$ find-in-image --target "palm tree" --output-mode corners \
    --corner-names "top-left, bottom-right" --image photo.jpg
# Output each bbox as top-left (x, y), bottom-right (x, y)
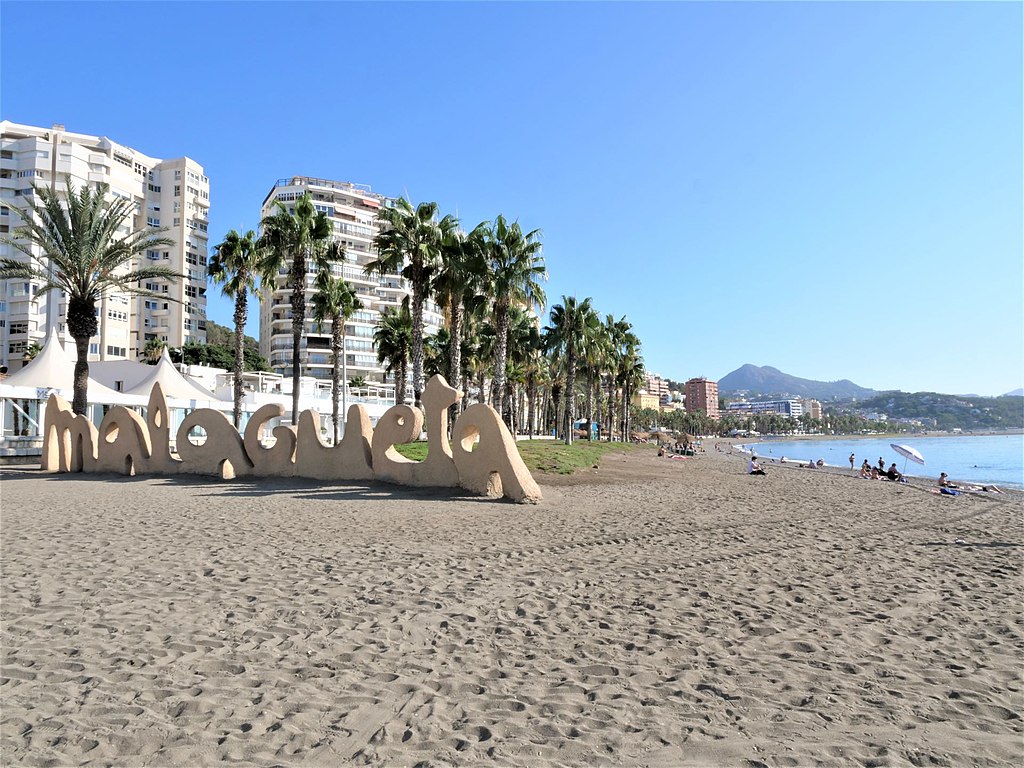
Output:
top-left (544, 296), bottom-right (598, 445)
top-left (209, 229), bottom-right (261, 428)
top-left (579, 305), bottom-right (607, 439)
top-left (142, 337), bottom-right (166, 364)
top-left (0, 178), bottom-right (176, 415)
top-left (604, 315), bottom-right (634, 440)
top-left (374, 304), bottom-right (412, 405)
top-left (311, 241), bottom-right (363, 443)
top-left (481, 215), bottom-right (546, 419)
top-left (618, 339), bottom-right (644, 440)
top-left (366, 197), bottom-right (454, 410)
top-left (506, 305), bottom-right (540, 433)
top-left (435, 223), bottom-right (487, 398)
top-left (258, 193), bottom-right (332, 424)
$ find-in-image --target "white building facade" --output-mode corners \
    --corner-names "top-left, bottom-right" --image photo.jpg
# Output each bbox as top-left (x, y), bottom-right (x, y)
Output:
top-left (258, 176), bottom-right (444, 394)
top-left (0, 121), bottom-right (209, 371)
top-left (725, 399), bottom-right (804, 418)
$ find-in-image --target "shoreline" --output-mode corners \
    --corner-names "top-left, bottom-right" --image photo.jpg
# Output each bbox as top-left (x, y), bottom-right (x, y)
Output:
top-left (2, 453), bottom-right (1021, 766)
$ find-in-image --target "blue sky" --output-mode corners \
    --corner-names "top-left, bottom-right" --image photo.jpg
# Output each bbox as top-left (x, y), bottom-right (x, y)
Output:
top-left (2, 1), bottom-right (1021, 396)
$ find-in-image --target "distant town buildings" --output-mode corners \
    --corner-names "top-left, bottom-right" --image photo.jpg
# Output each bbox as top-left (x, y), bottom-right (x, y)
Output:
top-left (801, 399), bottom-right (822, 420)
top-left (631, 391), bottom-right (661, 411)
top-left (258, 176), bottom-right (444, 390)
top-left (643, 372), bottom-right (671, 407)
top-left (685, 377), bottom-right (720, 419)
top-left (0, 121), bottom-right (209, 370)
top-left (725, 398), bottom-right (803, 418)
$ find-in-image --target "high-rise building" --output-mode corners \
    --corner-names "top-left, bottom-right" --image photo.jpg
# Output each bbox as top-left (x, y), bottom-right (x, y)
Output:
top-left (685, 377), bottom-right (720, 419)
top-left (0, 121), bottom-right (209, 370)
top-left (258, 176), bottom-right (444, 392)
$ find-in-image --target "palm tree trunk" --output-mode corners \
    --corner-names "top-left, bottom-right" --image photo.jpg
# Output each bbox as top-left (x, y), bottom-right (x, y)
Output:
top-left (72, 335), bottom-right (90, 417)
top-left (585, 368), bottom-right (595, 440)
top-left (410, 276), bottom-right (425, 409)
top-left (290, 251), bottom-right (307, 426)
top-left (607, 378), bottom-right (615, 441)
top-left (506, 380), bottom-right (516, 435)
top-left (623, 382), bottom-right (631, 440)
top-left (397, 358), bottom-right (408, 406)
top-left (527, 375), bottom-right (536, 439)
top-left (448, 302), bottom-right (463, 393)
top-left (448, 302), bottom-right (463, 430)
top-left (332, 316), bottom-right (343, 444)
top-left (551, 384), bottom-right (562, 440)
top-left (232, 291), bottom-right (247, 429)
top-left (564, 354), bottom-right (576, 446)
top-left (492, 305), bottom-right (509, 415)
top-left (341, 324), bottom-right (349, 438)
top-left (541, 386), bottom-right (550, 436)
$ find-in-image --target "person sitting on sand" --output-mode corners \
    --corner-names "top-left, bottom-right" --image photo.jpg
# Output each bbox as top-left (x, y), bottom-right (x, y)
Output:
top-left (870, 467), bottom-right (880, 480)
top-left (860, 464), bottom-right (872, 479)
top-left (938, 472), bottom-right (959, 489)
top-left (816, 459), bottom-right (825, 468)
top-left (805, 459), bottom-right (816, 469)
top-left (885, 463), bottom-right (902, 482)
top-left (748, 456), bottom-right (767, 475)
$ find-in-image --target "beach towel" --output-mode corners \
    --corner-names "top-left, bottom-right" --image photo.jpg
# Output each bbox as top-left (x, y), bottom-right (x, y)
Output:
top-left (940, 487), bottom-right (961, 496)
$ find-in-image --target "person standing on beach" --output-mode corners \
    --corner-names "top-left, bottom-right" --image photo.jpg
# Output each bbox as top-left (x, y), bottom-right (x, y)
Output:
top-left (849, 453), bottom-right (856, 471)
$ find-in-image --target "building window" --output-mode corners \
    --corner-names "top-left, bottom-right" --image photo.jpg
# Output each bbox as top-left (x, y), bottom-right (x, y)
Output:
top-left (106, 345), bottom-right (127, 357)
top-left (147, 183), bottom-right (161, 193)
top-left (89, 343), bottom-right (100, 354)
top-left (146, 217), bottom-right (160, 227)
top-left (9, 322), bottom-right (27, 334)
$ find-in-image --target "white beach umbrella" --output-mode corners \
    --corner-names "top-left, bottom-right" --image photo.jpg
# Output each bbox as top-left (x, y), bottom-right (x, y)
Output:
top-left (891, 443), bottom-right (925, 476)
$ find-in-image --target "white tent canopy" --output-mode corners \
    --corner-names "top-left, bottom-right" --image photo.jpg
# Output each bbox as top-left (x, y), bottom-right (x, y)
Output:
top-left (0, 327), bottom-right (121, 399)
top-left (123, 347), bottom-right (222, 402)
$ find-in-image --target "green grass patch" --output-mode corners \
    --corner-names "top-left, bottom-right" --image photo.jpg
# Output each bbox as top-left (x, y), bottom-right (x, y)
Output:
top-left (394, 439), bottom-right (639, 475)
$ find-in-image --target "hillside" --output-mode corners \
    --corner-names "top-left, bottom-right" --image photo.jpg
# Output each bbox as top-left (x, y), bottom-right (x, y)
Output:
top-left (856, 392), bottom-right (1024, 432)
top-left (719, 364), bottom-right (876, 401)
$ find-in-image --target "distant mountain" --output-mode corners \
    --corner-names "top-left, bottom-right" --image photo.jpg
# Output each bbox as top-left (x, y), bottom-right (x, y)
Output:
top-left (1004, 388), bottom-right (1024, 397)
top-left (719, 364), bottom-right (876, 401)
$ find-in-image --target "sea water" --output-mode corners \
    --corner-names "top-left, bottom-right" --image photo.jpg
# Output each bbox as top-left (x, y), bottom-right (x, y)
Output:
top-left (745, 433), bottom-right (1024, 489)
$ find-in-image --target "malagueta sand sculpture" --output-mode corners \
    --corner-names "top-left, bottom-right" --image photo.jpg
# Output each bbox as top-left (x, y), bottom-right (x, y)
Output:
top-left (41, 374), bottom-right (542, 503)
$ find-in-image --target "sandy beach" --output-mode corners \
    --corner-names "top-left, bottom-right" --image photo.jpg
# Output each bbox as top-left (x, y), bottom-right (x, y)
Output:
top-left (1, 447), bottom-right (1021, 767)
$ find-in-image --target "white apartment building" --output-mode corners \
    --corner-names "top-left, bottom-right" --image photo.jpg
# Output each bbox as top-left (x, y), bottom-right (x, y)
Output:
top-left (0, 121), bottom-right (209, 371)
top-left (258, 176), bottom-right (444, 391)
